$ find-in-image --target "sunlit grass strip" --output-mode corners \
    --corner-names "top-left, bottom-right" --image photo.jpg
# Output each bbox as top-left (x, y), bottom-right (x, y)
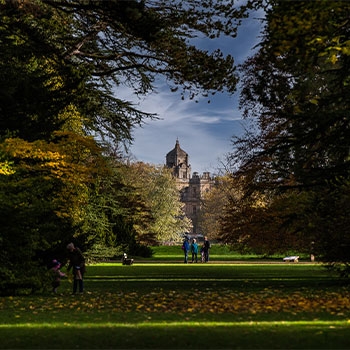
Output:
top-left (2, 320), bottom-right (350, 328)
top-left (85, 277), bottom-right (314, 282)
top-left (93, 262), bottom-right (320, 266)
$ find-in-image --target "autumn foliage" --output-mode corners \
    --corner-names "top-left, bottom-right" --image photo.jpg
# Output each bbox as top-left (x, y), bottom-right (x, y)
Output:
top-left (222, 0), bottom-right (350, 271)
top-left (1, 0), bottom-right (258, 294)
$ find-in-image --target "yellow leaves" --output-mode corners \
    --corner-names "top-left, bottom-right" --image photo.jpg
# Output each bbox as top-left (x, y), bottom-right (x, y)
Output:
top-left (341, 41), bottom-right (350, 56)
top-left (42, 58), bottom-right (64, 91)
top-left (251, 195), bottom-right (267, 209)
top-left (3, 138), bottom-right (65, 163)
top-left (58, 104), bottom-right (86, 134)
top-left (326, 39), bottom-right (350, 62)
top-left (2, 288), bottom-right (350, 321)
top-left (0, 134), bottom-right (109, 229)
top-left (268, 3), bottom-right (350, 68)
top-left (314, 37), bottom-right (323, 44)
top-left (312, 36), bottom-right (350, 64)
top-left (0, 161), bottom-right (15, 175)
top-left (1, 134), bottom-right (106, 182)
top-left (328, 54), bottom-right (338, 65)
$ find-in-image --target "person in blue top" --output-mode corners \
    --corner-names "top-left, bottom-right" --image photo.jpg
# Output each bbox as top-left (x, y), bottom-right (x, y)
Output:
top-left (191, 238), bottom-right (198, 263)
top-left (182, 237), bottom-right (190, 264)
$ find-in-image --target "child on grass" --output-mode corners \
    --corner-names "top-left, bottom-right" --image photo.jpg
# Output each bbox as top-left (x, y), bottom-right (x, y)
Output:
top-left (50, 259), bottom-right (66, 294)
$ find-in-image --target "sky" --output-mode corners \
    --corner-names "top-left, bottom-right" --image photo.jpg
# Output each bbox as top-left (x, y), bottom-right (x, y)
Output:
top-left (125, 10), bottom-right (264, 175)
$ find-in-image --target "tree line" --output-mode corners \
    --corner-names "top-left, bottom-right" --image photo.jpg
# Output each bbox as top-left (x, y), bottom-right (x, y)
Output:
top-left (200, 0), bottom-right (350, 276)
top-left (1, 0), bottom-right (349, 294)
top-left (0, 0), bottom-right (255, 294)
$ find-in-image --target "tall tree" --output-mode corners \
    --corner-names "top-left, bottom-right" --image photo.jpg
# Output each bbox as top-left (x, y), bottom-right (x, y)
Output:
top-left (224, 1), bottom-right (350, 264)
top-left (1, 0), bottom-right (258, 143)
top-left (200, 175), bottom-right (235, 240)
top-left (120, 162), bottom-right (192, 244)
top-left (0, 132), bottom-right (109, 293)
top-left (0, 0), bottom-right (259, 293)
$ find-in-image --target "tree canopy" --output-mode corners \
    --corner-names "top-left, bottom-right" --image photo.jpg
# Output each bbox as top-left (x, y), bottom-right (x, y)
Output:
top-left (1, 0), bottom-right (259, 143)
top-left (0, 0), bottom-right (257, 294)
top-left (222, 0), bottom-right (350, 268)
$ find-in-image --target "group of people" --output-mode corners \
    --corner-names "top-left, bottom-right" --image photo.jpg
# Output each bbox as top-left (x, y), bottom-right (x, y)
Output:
top-left (51, 237), bottom-right (210, 293)
top-left (182, 236), bottom-right (211, 264)
top-left (50, 242), bottom-right (86, 295)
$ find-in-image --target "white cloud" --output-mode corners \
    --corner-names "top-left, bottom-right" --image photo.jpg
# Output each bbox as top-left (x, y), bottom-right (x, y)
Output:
top-left (120, 13), bottom-right (264, 175)
top-left (128, 93), bottom-right (244, 174)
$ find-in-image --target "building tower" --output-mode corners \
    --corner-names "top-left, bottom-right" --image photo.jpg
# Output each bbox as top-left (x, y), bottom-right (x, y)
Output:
top-left (166, 139), bottom-right (191, 190)
top-left (165, 140), bottom-right (215, 235)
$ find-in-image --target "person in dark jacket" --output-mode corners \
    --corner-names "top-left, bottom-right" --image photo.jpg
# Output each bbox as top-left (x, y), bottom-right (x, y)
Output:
top-left (66, 242), bottom-right (86, 294)
top-left (182, 237), bottom-right (190, 264)
top-left (203, 236), bottom-right (211, 262)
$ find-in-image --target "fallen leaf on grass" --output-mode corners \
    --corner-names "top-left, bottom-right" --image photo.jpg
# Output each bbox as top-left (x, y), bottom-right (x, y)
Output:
top-left (1, 288), bottom-right (350, 318)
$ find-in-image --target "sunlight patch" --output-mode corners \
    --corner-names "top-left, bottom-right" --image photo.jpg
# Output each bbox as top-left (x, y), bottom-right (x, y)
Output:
top-left (1, 320), bottom-right (349, 329)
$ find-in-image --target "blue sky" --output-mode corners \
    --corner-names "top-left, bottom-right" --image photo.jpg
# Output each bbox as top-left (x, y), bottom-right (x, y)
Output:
top-left (126, 10), bottom-right (264, 175)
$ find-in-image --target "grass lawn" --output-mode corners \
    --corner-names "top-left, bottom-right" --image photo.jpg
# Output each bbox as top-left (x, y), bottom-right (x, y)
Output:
top-left (143, 244), bottom-right (309, 262)
top-left (1, 248), bottom-right (350, 349)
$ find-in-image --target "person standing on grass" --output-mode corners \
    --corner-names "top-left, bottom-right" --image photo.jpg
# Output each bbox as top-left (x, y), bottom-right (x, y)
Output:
top-left (203, 236), bottom-right (211, 262)
top-left (66, 242), bottom-right (86, 294)
top-left (200, 245), bottom-right (205, 263)
top-left (182, 236), bottom-right (190, 264)
top-left (191, 238), bottom-right (198, 263)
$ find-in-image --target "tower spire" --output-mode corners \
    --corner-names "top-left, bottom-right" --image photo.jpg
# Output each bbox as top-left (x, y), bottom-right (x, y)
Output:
top-left (166, 139), bottom-right (191, 180)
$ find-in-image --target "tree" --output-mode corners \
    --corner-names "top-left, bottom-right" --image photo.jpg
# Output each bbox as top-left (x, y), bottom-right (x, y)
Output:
top-left (1, 0), bottom-right (259, 143)
top-left (0, 0), bottom-right (260, 293)
top-left (224, 1), bottom-right (350, 263)
top-left (120, 162), bottom-right (191, 244)
top-left (83, 161), bottom-right (191, 259)
top-left (0, 133), bottom-right (110, 293)
top-left (200, 174), bottom-right (235, 240)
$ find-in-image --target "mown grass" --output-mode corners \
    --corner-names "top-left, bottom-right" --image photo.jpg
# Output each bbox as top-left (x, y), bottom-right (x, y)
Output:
top-left (143, 244), bottom-right (308, 262)
top-left (1, 250), bottom-right (350, 349)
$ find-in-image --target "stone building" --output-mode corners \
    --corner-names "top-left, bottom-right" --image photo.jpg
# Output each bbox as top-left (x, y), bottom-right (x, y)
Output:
top-left (165, 139), bottom-right (215, 235)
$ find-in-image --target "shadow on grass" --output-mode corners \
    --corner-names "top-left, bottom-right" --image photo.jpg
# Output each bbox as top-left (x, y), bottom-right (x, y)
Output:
top-left (1, 321), bottom-right (350, 349)
top-left (1, 263), bottom-right (349, 349)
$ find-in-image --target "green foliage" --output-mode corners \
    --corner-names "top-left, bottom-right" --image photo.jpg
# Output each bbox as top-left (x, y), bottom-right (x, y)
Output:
top-left (128, 243), bottom-right (153, 258)
top-left (200, 174), bottom-right (240, 240)
top-left (305, 179), bottom-right (350, 266)
top-left (85, 243), bottom-right (124, 263)
top-left (0, 0), bottom-right (255, 143)
top-left (37, 0), bottom-right (256, 101)
top-left (0, 0), bottom-right (266, 294)
top-left (119, 163), bottom-right (192, 243)
top-left (0, 134), bottom-right (112, 294)
top-left (223, 1), bottom-right (350, 265)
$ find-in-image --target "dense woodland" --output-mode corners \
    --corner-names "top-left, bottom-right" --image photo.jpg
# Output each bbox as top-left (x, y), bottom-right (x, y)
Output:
top-left (0, 0), bottom-right (349, 294)
top-left (202, 1), bottom-right (350, 275)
